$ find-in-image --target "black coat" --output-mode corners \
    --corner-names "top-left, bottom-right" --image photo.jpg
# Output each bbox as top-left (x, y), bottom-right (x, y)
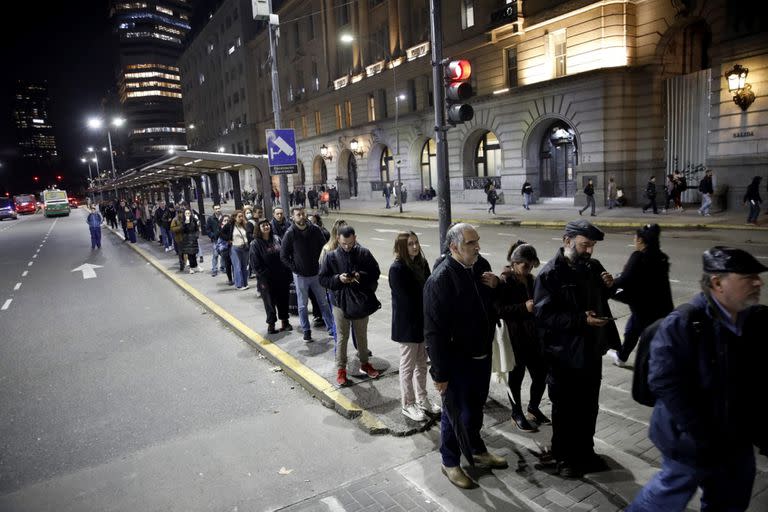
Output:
top-left (181, 218), bottom-right (200, 255)
top-left (319, 244), bottom-right (381, 309)
top-left (250, 234), bottom-right (292, 287)
top-left (495, 271), bottom-right (538, 352)
top-left (280, 224), bottom-right (327, 277)
top-left (612, 249), bottom-right (674, 327)
top-left (388, 258), bottom-right (430, 343)
top-left (534, 248), bottom-right (620, 368)
top-left (424, 255), bottom-right (497, 383)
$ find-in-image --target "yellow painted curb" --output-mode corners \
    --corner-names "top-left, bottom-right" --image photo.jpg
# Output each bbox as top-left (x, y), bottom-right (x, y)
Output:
top-left (112, 228), bottom-right (388, 434)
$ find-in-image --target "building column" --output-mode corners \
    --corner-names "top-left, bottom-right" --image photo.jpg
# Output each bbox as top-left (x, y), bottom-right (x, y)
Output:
top-left (323, 0), bottom-right (338, 82)
top-left (193, 175), bottom-right (206, 218)
top-left (388, 0), bottom-right (400, 57)
top-left (397, 0), bottom-right (409, 53)
top-left (357, 0), bottom-right (369, 66)
top-left (207, 172), bottom-right (221, 205)
top-left (228, 170), bottom-right (244, 210)
top-left (182, 180), bottom-right (192, 206)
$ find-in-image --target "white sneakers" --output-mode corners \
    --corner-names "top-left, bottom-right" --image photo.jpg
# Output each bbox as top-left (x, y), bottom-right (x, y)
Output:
top-left (402, 398), bottom-right (442, 421)
top-left (607, 349), bottom-right (626, 367)
top-left (402, 404), bottom-right (427, 422)
top-left (417, 398), bottom-right (442, 415)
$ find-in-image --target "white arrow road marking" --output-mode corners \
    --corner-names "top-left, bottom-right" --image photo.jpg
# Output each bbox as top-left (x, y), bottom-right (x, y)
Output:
top-left (1, 299), bottom-right (11, 311)
top-left (72, 263), bottom-right (104, 280)
top-left (14, 283), bottom-right (21, 291)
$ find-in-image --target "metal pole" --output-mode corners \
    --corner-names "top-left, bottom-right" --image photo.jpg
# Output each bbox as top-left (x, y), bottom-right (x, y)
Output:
top-left (107, 130), bottom-right (119, 199)
top-left (430, 0), bottom-right (451, 249)
top-left (396, 95), bottom-right (402, 213)
top-left (267, 0), bottom-right (290, 214)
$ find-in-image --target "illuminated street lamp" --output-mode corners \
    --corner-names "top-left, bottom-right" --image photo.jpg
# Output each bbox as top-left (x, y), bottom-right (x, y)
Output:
top-left (88, 116), bottom-right (125, 197)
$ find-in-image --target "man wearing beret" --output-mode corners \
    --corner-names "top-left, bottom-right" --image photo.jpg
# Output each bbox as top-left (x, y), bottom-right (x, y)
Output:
top-left (533, 219), bottom-right (620, 478)
top-left (628, 247), bottom-right (767, 511)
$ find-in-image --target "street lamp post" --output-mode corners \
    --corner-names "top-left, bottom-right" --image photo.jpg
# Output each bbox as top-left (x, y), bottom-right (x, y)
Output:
top-left (81, 157), bottom-right (95, 203)
top-left (88, 117), bottom-right (124, 199)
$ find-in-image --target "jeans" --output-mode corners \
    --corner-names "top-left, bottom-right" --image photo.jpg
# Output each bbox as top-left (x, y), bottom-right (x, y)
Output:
top-left (523, 193), bottom-right (531, 209)
top-left (698, 193), bottom-right (712, 215)
top-left (210, 240), bottom-right (220, 273)
top-left (580, 196), bottom-right (595, 215)
top-left (333, 306), bottom-right (369, 369)
top-left (627, 449), bottom-right (755, 512)
top-left (293, 273), bottom-right (334, 335)
top-left (230, 245), bottom-right (249, 288)
top-left (747, 202), bottom-right (760, 223)
top-left (89, 226), bottom-right (102, 248)
top-left (617, 314), bottom-right (644, 362)
top-left (161, 227), bottom-right (173, 249)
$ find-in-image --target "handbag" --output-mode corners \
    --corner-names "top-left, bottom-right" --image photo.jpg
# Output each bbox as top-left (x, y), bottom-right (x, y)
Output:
top-left (491, 320), bottom-right (516, 382)
top-left (338, 285), bottom-right (381, 320)
top-left (126, 220), bottom-right (134, 230)
top-left (215, 238), bottom-right (229, 253)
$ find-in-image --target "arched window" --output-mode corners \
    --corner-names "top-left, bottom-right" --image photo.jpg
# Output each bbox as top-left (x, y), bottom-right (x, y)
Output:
top-left (420, 138), bottom-right (436, 190)
top-left (474, 131), bottom-right (501, 177)
top-left (380, 146), bottom-right (393, 183)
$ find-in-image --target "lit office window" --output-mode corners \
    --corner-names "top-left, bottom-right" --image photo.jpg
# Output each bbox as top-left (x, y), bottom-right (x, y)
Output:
top-left (368, 95), bottom-right (376, 122)
top-left (125, 71), bottom-right (179, 80)
top-left (126, 90), bottom-right (182, 98)
top-left (156, 5), bottom-right (173, 15)
top-left (125, 81), bottom-right (181, 89)
top-left (549, 29), bottom-right (567, 78)
top-left (461, 0), bottom-right (474, 29)
top-left (335, 104), bottom-right (342, 130)
top-left (315, 111), bottom-right (322, 135)
top-left (345, 100), bottom-right (352, 127)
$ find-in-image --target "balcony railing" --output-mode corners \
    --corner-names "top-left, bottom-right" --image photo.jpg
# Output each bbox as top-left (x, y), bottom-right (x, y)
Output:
top-left (464, 176), bottom-right (501, 190)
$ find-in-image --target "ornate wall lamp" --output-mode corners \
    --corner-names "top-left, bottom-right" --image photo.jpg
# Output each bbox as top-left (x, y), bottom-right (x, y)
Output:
top-left (349, 138), bottom-right (364, 157)
top-left (724, 64), bottom-right (755, 111)
top-left (320, 144), bottom-right (333, 161)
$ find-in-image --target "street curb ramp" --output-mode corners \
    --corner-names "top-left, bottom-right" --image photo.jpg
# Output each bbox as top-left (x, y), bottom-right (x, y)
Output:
top-left (109, 226), bottom-right (389, 436)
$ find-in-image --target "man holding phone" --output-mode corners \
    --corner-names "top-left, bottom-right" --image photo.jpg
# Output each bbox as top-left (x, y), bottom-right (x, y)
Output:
top-left (534, 219), bottom-right (621, 478)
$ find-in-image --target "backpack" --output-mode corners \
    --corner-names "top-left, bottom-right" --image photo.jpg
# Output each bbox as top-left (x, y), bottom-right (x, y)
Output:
top-left (632, 303), bottom-right (705, 407)
top-left (678, 178), bottom-right (688, 192)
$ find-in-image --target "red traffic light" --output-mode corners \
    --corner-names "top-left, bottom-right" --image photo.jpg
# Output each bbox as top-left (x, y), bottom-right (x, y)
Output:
top-left (446, 60), bottom-right (472, 81)
top-left (56, 175), bottom-right (63, 181)
top-left (33, 176), bottom-right (39, 182)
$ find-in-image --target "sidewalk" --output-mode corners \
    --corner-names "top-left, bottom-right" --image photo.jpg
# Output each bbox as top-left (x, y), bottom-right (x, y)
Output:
top-left (198, 195), bottom-right (766, 232)
top-left (106, 219), bottom-right (767, 512)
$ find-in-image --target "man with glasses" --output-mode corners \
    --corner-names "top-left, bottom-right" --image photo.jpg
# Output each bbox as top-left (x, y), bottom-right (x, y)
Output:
top-left (533, 219), bottom-right (620, 478)
top-left (206, 205), bottom-right (224, 276)
top-left (280, 207), bottom-right (335, 342)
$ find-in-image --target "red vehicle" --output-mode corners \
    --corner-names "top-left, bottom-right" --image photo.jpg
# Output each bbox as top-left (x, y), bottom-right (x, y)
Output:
top-left (68, 197), bottom-right (79, 208)
top-left (13, 194), bottom-right (37, 214)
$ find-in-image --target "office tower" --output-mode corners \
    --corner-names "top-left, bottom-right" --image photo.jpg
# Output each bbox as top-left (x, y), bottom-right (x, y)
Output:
top-left (110, 0), bottom-right (192, 168)
top-left (13, 80), bottom-right (59, 163)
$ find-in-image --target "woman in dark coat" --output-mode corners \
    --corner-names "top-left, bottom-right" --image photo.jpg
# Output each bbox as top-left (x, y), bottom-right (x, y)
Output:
top-left (250, 219), bottom-right (293, 333)
top-left (495, 240), bottom-right (549, 432)
top-left (389, 231), bottom-right (441, 422)
top-left (744, 176), bottom-right (763, 224)
top-left (181, 208), bottom-right (200, 274)
top-left (217, 215), bottom-right (234, 285)
top-left (608, 223), bottom-right (674, 366)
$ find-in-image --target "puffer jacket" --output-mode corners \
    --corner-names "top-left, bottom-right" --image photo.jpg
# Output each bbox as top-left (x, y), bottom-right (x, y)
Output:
top-left (181, 218), bottom-right (199, 255)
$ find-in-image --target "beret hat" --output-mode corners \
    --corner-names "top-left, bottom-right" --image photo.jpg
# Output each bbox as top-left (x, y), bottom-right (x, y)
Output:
top-left (564, 219), bottom-right (605, 241)
top-left (702, 246), bottom-right (768, 274)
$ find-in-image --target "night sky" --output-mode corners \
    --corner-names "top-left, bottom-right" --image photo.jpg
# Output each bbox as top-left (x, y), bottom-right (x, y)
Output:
top-left (0, 0), bottom-right (221, 195)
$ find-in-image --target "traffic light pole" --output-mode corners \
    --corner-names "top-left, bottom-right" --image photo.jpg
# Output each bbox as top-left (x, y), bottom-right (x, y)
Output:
top-left (429, 0), bottom-right (451, 250)
top-left (267, 0), bottom-right (290, 215)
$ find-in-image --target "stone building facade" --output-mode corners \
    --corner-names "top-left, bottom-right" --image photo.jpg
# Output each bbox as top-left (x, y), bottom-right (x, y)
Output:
top-left (183, 0), bottom-right (768, 209)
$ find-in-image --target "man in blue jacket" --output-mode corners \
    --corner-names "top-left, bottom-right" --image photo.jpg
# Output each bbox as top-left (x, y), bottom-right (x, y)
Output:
top-left (628, 247), bottom-right (768, 511)
top-left (86, 205), bottom-right (103, 249)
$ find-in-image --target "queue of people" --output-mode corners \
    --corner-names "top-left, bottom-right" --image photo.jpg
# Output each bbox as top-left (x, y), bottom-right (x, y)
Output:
top-left (98, 195), bottom-right (766, 511)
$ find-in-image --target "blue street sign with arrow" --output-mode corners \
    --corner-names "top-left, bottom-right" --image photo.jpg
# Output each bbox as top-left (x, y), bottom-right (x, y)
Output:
top-left (266, 129), bottom-right (298, 175)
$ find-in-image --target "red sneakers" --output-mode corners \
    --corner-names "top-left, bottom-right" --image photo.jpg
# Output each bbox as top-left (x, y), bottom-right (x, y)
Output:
top-left (360, 363), bottom-right (381, 379)
top-left (336, 368), bottom-right (349, 386)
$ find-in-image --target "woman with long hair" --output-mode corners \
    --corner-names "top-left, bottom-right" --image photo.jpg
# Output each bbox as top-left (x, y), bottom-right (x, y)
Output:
top-left (250, 219), bottom-right (293, 333)
top-left (608, 223), bottom-right (674, 366)
top-left (217, 214), bottom-right (234, 285)
top-left (229, 210), bottom-right (250, 290)
top-left (181, 208), bottom-right (200, 274)
top-left (495, 240), bottom-right (548, 432)
top-left (389, 231), bottom-right (441, 422)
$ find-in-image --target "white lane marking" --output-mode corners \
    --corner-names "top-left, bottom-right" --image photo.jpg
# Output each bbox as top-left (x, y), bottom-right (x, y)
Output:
top-left (14, 283), bottom-right (21, 291)
top-left (380, 275), bottom-right (388, 280)
top-left (370, 237), bottom-right (386, 241)
top-left (670, 279), bottom-right (681, 283)
top-left (497, 232), bottom-right (517, 237)
top-left (420, 244), bottom-right (431, 248)
top-left (374, 228), bottom-right (422, 235)
top-left (1, 299), bottom-right (11, 311)
top-left (35, 249), bottom-right (40, 253)
top-left (27, 262), bottom-right (33, 267)
top-left (627, 244), bottom-right (635, 247)
top-left (39, 245), bottom-right (43, 248)
top-left (480, 252), bottom-right (491, 256)
top-left (22, 271), bottom-right (28, 277)
top-left (32, 254), bottom-right (37, 259)
top-left (551, 237), bottom-right (561, 241)
top-left (319, 496), bottom-right (347, 512)
top-left (758, 256), bottom-right (768, 260)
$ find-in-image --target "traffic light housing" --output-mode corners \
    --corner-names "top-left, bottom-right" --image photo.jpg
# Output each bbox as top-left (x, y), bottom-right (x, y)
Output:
top-left (56, 175), bottom-right (63, 181)
top-left (445, 59), bottom-right (474, 125)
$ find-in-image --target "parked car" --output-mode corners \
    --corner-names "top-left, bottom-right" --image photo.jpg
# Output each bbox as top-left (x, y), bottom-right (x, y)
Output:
top-left (14, 194), bottom-right (37, 214)
top-left (68, 197), bottom-right (79, 208)
top-left (0, 197), bottom-right (18, 220)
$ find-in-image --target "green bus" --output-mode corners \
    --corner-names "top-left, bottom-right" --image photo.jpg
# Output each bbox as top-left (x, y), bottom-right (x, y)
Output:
top-left (43, 189), bottom-right (71, 217)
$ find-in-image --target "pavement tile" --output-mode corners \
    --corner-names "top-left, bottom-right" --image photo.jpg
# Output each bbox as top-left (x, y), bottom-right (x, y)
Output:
top-left (370, 490), bottom-right (398, 509)
top-left (349, 489), bottom-right (376, 508)
top-left (568, 483), bottom-right (598, 502)
top-left (390, 491), bottom-right (419, 510)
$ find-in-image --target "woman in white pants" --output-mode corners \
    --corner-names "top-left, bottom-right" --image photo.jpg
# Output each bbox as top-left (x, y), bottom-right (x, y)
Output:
top-left (389, 232), bottom-right (441, 422)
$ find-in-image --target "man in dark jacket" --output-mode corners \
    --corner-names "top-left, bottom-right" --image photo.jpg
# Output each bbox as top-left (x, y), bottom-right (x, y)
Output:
top-left (578, 179), bottom-right (596, 216)
top-left (627, 247), bottom-right (767, 512)
top-left (206, 204), bottom-right (223, 276)
top-left (280, 207), bottom-right (335, 341)
top-left (642, 176), bottom-right (659, 214)
top-left (319, 225), bottom-right (381, 386)
top-left (270, 207), bottom-right (291, 238)
top-left (697, 169), bottom-right (714, 216)
top-left (424, 223), bottom-right (507, 489)
top-left (534, 219), bottom-right (619, 478)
